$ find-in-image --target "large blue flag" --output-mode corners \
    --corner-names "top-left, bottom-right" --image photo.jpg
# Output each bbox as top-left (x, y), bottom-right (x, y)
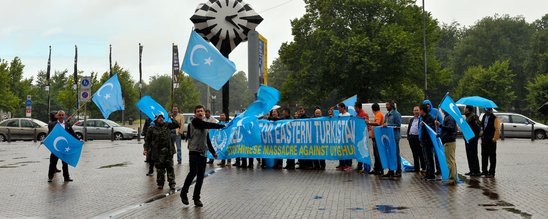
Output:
top-left (374, 127), bottom-right (398, 171)
top-left (439, 94), bottom-right (475, 142)
top-left (43, 124), bottom-right (84, 167)
top-left (182, 31), bottom-right (237, 90)
top-left (241, 85), bottom-right (280, 118)
top-left (423, 122), bottom-right (449, 181)
top-left (342, 95), bottom-right (357, 116)
top-left (92, 74), bottom-right (125, 119)
top-left (136, 96), bottom-right (172, 122)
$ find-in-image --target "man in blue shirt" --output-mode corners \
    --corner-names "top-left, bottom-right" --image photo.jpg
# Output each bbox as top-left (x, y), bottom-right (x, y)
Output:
top-left (382, 100), bottom-right (402, 178)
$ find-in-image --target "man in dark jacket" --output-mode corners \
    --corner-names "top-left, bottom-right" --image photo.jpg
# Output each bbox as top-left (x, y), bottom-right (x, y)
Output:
top-left (436, 110), bottom-right (457, 185)
top-left (142, 117), bottom-right (155, 176)
top-left (47, 110), bottom-right (78, 183)
top-left (481, 108), bottom-right (501, 178)
top-left (464, 105), bottom-right (481, 176)
top-left (419, 104), bottom-right (436, 181)
top-left (181, 105), bottom-right (225, 207)
top-left (407, 106), bottom-right (424, 172)
top-left (144, 114), bottom-right (180, 190)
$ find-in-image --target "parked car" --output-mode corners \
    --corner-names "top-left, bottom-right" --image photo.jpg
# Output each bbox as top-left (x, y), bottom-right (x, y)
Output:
top-left (0, 118), bottom-right (49, 142)
top-left (73, 119), bottom-right (138, 140)
top-left (491, 113), bottom-right (547, 140)
top-left (400, 116), bottom-right (413, 138)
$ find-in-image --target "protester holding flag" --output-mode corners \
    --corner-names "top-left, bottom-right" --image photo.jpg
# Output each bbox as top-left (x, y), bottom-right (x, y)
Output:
top-left (181, 105), bottom-right (225, 207)
top-left (367, 103), bottom-right (385, 175)
top-left (464, 105), bottom-right (482, 177)
top-left (47, 110), bottom-right (78, 183)
top-left (355, 102), bottom-right (370, 172)
top-left (420, 100), bottom-right (443, 175)
top-left (266, 110), bottom-right (284, 169)
top-left (171, 106), bottom-right (184, 165)
top-left (382, 101), bottom-right (402, 178)
top-left (144, 114), bottom-right (180, 190)
top-left (481, 108), bottom-right (501, 178)
top-left (407, 106), bottom-right (425, 173)
top-left (217, 113), bottom-right (232, 167)
top-left (142, 117), bottom-right (155, 176)
top-left (436, 110), bottom-right (458, 185)
top-left (420, 104), bottom-right (437, 181)
top-left (336, 103), bottom-right (353, 172)
top-left (311, 108), bottom-right (325, 170)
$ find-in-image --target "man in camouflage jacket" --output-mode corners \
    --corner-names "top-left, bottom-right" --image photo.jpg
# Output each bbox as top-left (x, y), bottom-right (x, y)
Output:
top-left (144, 114), bottom-right (180, 190)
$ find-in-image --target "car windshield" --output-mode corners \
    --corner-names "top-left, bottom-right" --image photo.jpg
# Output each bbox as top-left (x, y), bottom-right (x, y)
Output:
top-left (105, 120), bottom-right (121, 127)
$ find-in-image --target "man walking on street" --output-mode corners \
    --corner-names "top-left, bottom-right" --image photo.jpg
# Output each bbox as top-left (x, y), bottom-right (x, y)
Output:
top-left (481, 108), bottom-right (501, 178)
top-left (464, 105), bottom-right (481, 176)
top-left (436, 110), bottom-right (458, 185)
top-left (181, 105), bottom-right (225, 207)
top-left (171, 106), bottom-right (184, 165)
top-left (144, 114), bottom-right (179, 190)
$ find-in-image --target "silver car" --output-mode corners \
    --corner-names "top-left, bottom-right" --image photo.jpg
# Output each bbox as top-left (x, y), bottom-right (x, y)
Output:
top-left (400, 116), bottom-right (413, 138)
top-left (493, 113), bottom-right (547, 140)
top-left (0, 118), bottom-right (49, 142)
top-left (73, 119), bottom-right (138, 140)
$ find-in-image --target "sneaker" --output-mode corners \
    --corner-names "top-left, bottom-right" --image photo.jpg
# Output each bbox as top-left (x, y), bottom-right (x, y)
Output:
top-left (47, 178), bottom-right (53, 183)
top-left (180, 193), bottom-right (189, 205)
top-left (64, 178), bottom-right (73, 182)
top-left (380, 173), bottom-right (393, 179)
top-left (393, 172), bottom-right (402, 177)
top-left (146, 172), bottom-right (154, 176)
top-left (194, 199), bottom-right (203, 207)
top-left (470, 172), bottom-right (482, 177)
top-left (177, 161), bottom-right (182, 164)
top-left (169, 185), bottom-right (176, 190)
top-left (464, 172), bottom-right (471, 176)
top-left (55, 169), bottom-right (61, 173)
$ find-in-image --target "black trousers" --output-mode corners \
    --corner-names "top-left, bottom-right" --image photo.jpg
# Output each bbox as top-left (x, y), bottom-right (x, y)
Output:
top-left (481, 138), bottom-right (497, 174)
top-left (48, 153), bottom-right (69, 179)
top-left (408, 135), bottom-right (425, 171)
top-left (465, 137), bottom-right (480, 173)
top-left (182, 153), bottom-right (207, 200)
top-left (422, 142), bottom-right (435, 179)
top-left (372, 139), bottom-right (382, 172)
top-left (285, 159), bottom-right (295, 168)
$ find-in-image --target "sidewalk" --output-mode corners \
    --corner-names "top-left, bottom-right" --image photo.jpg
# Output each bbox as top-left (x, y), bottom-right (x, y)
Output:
top-left (0, 139), bottom-right (546, 218)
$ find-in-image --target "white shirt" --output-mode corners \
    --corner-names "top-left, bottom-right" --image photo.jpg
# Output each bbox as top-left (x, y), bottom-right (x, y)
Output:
top-left (339, 112), bottom-right (351, 117)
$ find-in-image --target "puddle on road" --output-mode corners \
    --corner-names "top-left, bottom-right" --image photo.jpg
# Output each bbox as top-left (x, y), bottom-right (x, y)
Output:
top-left (485, 208), bottom-right (498, 211)
top-left (313, 195), bottom-right (323, 200)
top-left (318, 208), bottom-right (327, 211)
top-left (0, 160), bottom-right (4, 162)
top-left (479, 200), bottom-right (514, 207)
top-left (347, 207), bottom-right (364, 211)
top-left (375, 205), bottom-right (408, 213)
top-left (13, 157), bottom-right (27, 160)
top-left (98, 162), bottom-right (131, 169)
top-left (482, 188), bottom-right (500, 200)
top-left (503, 208), bottom-right (532, 218)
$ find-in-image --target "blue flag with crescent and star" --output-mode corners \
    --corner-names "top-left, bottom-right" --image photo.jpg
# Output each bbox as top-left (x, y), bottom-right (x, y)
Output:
top-left (182, 31), bottom-right (237, 90)
top-left (92, 74), bottom-right (125, 119)
top-left (342, 95), bottom-right (357, 116)
top-left (135, 96), bottom-right (172, 122)
top-left (439, 94), bottom-right (475, 142)
top-left (42, 124), bottom-right (84, 167)
top-left (423, 122), bottom-right (450, 181)
top-left (374, 127), bottom-right (398, 171)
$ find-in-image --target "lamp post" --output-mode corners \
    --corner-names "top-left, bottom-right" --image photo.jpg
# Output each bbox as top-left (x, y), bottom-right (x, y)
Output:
top-left (211, 95), bottom-right (216, 115)
top-left (422, 0), bottom-right (428, 98)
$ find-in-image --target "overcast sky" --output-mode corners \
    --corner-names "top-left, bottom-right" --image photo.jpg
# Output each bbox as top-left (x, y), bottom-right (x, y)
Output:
top-left (0, 0), bottom-right (546, 84)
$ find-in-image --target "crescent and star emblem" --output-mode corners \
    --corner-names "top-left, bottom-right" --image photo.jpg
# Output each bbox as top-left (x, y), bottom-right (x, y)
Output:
top-left (96, 83), bottom-right (114, 97)
top-left (190, 44), bottom-right (213, 66)
top-left (53, 136), bottom-right (68, 152)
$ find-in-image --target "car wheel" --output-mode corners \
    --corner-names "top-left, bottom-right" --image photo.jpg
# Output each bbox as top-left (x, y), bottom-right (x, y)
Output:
top-left (76, 133), bottom-right (83, 140)
top-left (0, 134), bottom-right (5, 142)
top-left (37, 133), bottom-right (47, 141)
top-left (535, 130), bottom-right (546, 140)
top-left (114, 132), bottom-right (124, 140)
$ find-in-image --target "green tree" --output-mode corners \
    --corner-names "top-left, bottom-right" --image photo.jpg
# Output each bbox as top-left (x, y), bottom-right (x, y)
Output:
top-left (526, 73), bottom-right (548, 113)
top-left (454, 60), bottom-right (516, 110)
top-left (144, 74), bottom-right (200, 113)
top-left (525, 14), bottom-right (548, 78)
top-left (451, 15), bottom-right (535, 111)
top-left (94, 63), bottom-right (138, 122)
top-left (0, 59), bottom-right (19, 113)
top-left (277, 0), bottom-right (440, 113)
top-left (194, 71), bottom-right (254, 115)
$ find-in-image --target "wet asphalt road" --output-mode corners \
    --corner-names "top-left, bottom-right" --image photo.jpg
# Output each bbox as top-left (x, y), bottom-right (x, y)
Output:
top-left (0, 138), bottom-right (546, 218)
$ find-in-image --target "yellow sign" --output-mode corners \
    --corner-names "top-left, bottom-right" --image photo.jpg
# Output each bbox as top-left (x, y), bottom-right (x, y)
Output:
top-left (258, 34), bottom-right (268, 85)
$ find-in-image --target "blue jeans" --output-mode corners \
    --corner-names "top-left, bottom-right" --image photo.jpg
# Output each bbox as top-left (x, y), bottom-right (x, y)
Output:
top-left (171, 134), bottom-right (182, 162)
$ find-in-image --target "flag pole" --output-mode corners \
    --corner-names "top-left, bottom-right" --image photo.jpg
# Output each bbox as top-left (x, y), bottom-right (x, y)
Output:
top-left (74, 45), bottom-right (79, 122)
top-left (109, 44), bottom-right (113, 77)
top-left (46, 46), bottom-right (52, 119)
top-left (139, 43), bottom-right (143, 134)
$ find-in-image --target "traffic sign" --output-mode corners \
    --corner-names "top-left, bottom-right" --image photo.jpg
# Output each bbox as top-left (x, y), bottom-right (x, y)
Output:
top-left (81, 76), bottom-right (91, 89)
top-left (80, 90), bottom-right (91, 102)
top-left (25, 100), bottom-right (32, 107)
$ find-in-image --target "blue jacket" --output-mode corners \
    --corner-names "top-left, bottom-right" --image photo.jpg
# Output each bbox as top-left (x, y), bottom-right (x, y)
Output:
top-left (418, 100), bottom-right (443, 138)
